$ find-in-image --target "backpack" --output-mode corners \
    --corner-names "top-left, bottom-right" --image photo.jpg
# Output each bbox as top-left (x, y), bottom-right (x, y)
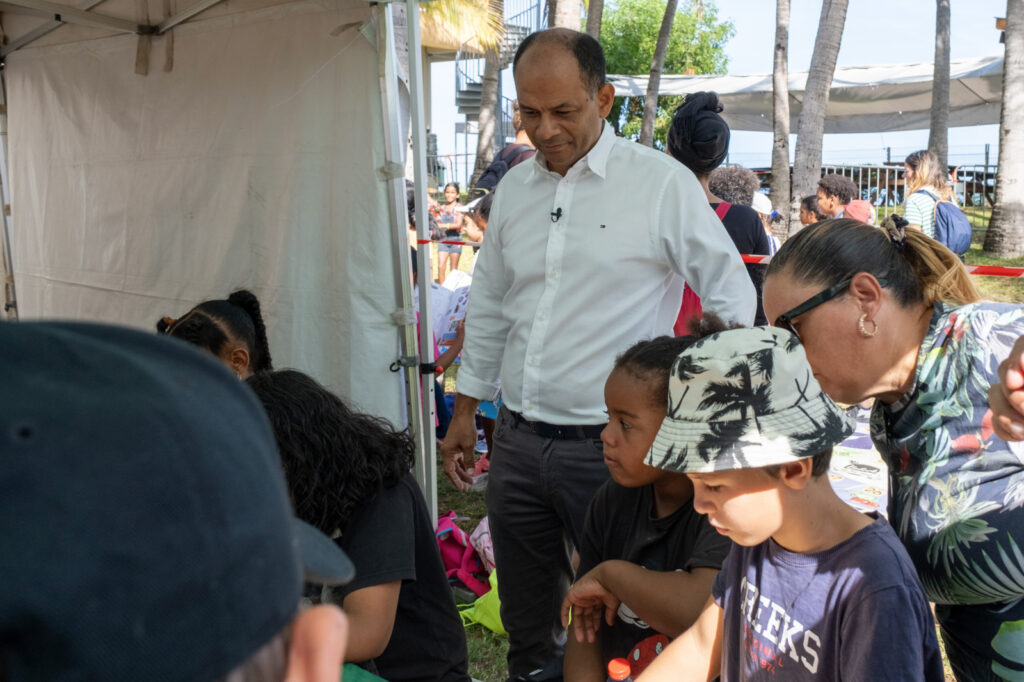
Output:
top-left (469, 144), bottom-right (535, 199)
top-left (435, 510), bottom-right (490, 597)
top-left (915, 189), bottom-right (972, 255)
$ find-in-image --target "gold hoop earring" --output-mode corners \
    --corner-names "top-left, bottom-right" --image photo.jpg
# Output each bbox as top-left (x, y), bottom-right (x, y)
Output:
top-left (858, 313), bottom-right (878, 337)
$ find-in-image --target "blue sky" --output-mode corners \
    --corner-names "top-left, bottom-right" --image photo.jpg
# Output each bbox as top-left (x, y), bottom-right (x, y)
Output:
top-left (429, 0), bottom-right (1006, 177)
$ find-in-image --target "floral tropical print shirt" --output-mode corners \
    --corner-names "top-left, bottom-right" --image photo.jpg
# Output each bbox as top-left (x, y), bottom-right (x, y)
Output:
top-left (871, 301), bottom-right (1024, 607)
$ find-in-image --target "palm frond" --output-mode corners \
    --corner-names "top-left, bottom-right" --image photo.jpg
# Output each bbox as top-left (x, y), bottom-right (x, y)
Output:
top-left (420, 0), bottom-right (505, 52)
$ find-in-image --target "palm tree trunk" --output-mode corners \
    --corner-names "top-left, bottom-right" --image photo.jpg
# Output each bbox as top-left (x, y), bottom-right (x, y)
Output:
top-left (771, 0), bottom-right (791, 240)
top-left (790, 0), bottom-right (848, 236)
top-left (983, 0), bottom-right (1024, 257)
top-left (585, 0), bottom-right (603, 38)
top-left (549, 0), bottom-right (580, 29)
top-left (638, 0), bottom-right (679, 147)
top-left (471, 48), bottom-right (501, 187)
top-left (928, 0), bottom-right (950, 169)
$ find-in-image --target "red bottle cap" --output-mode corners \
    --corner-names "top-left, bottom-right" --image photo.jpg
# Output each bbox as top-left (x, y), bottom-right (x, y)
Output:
top-left (607, 658), bottom-right (631, 681)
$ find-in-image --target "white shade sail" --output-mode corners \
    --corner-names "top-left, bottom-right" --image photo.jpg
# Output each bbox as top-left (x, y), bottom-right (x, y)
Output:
top-left (608, 55), bottom-right (1004, 133)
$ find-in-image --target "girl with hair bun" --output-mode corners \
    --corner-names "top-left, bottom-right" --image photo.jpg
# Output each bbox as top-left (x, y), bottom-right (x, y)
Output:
top-left (666, 92), bottom-right (772, 326)
top-left (157, 289), bottom-right (272, 379)
top-left (762, 217), bottom-right (1024, 680)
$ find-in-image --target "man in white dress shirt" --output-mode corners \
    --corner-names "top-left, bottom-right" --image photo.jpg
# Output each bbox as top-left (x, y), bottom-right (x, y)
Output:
top-left (440, 28), bottom-right (756, 676)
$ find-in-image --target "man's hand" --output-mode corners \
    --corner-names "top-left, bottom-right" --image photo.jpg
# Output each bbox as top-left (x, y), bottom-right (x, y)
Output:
top-left (441, 394), bottom-right (481, 491)
top-left (560, 564), bottom-right (620, 644)
top-left (990, 336), bottom-right (1024, 441)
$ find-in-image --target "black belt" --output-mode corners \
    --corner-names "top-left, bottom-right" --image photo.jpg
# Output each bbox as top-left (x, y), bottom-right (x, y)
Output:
top-left (509, 410), bottom-right (606, 440)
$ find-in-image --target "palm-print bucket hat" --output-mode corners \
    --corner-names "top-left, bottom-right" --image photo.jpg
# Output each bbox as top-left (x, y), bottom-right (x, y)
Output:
top-left (646, 326), bottom-right (855, 473)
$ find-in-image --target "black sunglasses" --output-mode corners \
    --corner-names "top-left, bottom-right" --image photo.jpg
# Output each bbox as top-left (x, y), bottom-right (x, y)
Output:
top-left (774, 277), bottom-right (888, 340)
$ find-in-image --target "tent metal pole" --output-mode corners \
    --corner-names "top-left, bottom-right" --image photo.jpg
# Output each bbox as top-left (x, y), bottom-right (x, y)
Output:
top-left (156, 0), bottom-right (225, 34)
top-left (0, 0), bottom-right (144, 34)
top-left (404, 0), bottom-right (439, 523)
top-left (377, 3), bottom-right (437, 521)
top-left (0, 71), bottom-right (18, 320)
top-left (0, 0), bottom-right (109, 58)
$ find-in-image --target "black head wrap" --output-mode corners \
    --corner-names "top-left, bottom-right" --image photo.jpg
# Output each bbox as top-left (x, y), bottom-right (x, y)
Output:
top-left (666, 91), bottom-right (730, 176)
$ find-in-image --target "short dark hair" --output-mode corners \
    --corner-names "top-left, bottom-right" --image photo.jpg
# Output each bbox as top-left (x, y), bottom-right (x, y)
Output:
top-left (613, 313), bottom-right (734, 409)
top-left (471, 192), bottom-right (494, 222)
top-left (800, 194), bottom-right (827, 221)
top-left (817, 174), bottom-right (858, 204)
top-left (159, 289), bottom-right (273, 372)
top-left (513, 28), bottom-right (606, 95)
top-left (762, 449), bottom-right (833, 478)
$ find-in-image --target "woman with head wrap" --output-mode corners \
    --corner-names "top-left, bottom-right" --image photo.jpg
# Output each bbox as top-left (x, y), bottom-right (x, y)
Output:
top-left (667, 92), bottom-right (771, 326)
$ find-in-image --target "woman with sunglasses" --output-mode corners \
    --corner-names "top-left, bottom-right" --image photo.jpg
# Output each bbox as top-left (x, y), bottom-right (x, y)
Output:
top-left (761, 216), bottom-right (1024, 681)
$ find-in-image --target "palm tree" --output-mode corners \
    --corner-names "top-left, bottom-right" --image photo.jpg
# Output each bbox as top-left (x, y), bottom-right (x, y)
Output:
top-left (789, 0), bottom-right (849, 237)
top-left (471, 49), bottom-right (502, 187)
top-left (549, 0), bottom-right (580, 29)
top-left (928, 0), bottom-right (951, 169)
top-left (585, 0), bottom-right (603, 38)
top-left (638, 0), bottom-right (680, 146)
top-left (419, 0), bottom-right (503, 49)
top-left (984, 0), bottom-right (1024, 257)
top-left (770, 0), bottom-right (791, 239)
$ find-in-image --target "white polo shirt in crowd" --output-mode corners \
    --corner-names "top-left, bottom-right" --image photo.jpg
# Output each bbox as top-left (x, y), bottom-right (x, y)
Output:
top-left (456, 122), bottom-right (756, 425)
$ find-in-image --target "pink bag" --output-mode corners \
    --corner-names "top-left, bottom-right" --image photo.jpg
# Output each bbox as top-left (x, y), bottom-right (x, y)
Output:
top-left (436, 510), bottom-right (490, 597)
top-left (469, 516), bottom-right (495, 574)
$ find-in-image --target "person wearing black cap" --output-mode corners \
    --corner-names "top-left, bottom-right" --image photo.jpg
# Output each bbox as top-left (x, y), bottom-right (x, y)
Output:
top-left (0, 321), bottom-right (354, 681)
top-left (667, 91), bottom-right (772, 326)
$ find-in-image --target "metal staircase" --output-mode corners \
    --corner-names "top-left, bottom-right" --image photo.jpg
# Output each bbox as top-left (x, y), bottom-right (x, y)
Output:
top-left (454, 0), bottom-right (544, 137)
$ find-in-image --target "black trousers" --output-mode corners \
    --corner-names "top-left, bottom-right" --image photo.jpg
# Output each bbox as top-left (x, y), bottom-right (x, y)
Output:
top-left (485, 406), bottom-right (610, 675)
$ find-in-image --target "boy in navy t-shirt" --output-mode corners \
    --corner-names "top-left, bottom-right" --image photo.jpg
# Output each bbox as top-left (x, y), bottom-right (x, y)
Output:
top-left (637, 327), bottom-right (944, 682)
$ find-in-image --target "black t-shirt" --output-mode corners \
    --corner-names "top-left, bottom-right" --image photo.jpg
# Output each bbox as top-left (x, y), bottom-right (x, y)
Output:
top-left (577, 481), bottom-right (733, 675)
top-left (336, 473), bottom-right (470, 682)
top-left (711, 202), bottom-right (771, 326)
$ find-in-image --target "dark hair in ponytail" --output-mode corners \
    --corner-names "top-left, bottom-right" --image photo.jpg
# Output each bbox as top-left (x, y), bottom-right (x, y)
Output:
top-left (614, 313), bottom-right (736, 408)
top-left (158, 289), bottom-right (273, 371)
top-left (766, 218), bottom-right (980, 308)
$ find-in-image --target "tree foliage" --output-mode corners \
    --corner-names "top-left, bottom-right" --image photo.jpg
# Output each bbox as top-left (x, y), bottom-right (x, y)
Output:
top-left (601, 0), bottom-right (733, 147)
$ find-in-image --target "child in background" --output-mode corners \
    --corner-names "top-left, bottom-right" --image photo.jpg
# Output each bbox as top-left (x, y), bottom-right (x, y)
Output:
top-left (637, 327), bottom-right (943, 682)
top-left (799, 195), bottom-right (826, 226)
top-left (433, 182), bottom-right (472, 284)
top-left (561, 317), bottom-right (734, 681)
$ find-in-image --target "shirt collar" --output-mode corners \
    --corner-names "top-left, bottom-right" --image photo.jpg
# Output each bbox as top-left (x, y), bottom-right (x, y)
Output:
top-left (525, 121), bottom-right (614, 182)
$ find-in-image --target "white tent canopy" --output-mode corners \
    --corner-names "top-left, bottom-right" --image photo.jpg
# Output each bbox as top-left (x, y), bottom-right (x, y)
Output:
top-left (609, 55), bottom-right (1004, 133)
top-left (0, 0), bottom-right (440, 504)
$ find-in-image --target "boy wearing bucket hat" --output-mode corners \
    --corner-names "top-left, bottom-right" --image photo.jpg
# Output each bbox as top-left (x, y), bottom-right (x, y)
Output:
top-left (637, 327), bottom-right (943, 682)
top-left (0, 321), bottom-right (355, 681)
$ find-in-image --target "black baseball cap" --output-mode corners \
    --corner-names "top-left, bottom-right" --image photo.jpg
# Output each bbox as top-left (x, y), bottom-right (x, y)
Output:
top-left (0, 321), bottom-right (354, 681)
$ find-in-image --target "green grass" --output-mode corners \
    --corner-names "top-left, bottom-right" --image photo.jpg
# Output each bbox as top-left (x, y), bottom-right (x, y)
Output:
top-left (436, 461), bottom-right (509, 682)
top-left (965, 241), bottom-right (1024, 303)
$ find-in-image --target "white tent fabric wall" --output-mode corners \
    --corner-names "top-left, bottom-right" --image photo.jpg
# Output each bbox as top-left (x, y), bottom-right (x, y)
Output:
top-left (5, 0), bottom-right (415, 426)
top-left (609, 56), bottom-right (1004, 133)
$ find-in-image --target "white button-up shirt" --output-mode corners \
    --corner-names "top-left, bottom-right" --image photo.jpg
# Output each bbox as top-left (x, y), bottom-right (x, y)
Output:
top-left (456, 123), bottom-right (756, 424)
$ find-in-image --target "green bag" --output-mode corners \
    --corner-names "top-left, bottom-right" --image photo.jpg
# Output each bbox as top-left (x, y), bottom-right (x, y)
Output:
top-left (342, 663), bottom-right (388, 682)
top-left (458, 570), bottom-right (506, 636)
